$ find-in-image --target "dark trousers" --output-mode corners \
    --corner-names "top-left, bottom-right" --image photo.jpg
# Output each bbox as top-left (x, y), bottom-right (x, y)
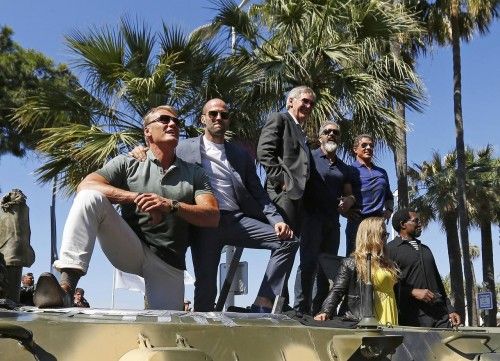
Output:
top-left (294, 213), bottom-right (340, 315)
top-left (191, 210), bottom-right (299, 312)
top-left (400, 303), bottom-right (451, 328)
top-left (266, 186), bottom-right (303, 304)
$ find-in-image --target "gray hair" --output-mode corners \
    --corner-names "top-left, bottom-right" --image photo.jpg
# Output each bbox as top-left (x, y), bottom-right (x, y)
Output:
top-left (143, 105), bottom-right (178, 126)
top-left (286, 86), bottom-right (316, 109)
top-left (318, 121), bottom-right (340, 137)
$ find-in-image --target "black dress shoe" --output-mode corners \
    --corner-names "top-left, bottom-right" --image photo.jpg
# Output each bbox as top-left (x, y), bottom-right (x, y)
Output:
top-left (33, 272), bottom-right (71, 308)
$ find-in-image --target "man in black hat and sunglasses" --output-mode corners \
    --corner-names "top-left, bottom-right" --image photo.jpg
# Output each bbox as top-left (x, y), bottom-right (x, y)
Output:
top-left (34, 105), bottom-right (219, 310)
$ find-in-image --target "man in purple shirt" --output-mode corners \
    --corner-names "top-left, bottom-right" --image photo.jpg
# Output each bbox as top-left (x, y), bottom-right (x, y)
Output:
top-left (345, 134), bottom-right (393, 255)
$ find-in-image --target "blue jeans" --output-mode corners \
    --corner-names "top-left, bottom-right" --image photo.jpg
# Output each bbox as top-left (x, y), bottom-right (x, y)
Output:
top-left (191, 210), bottom-right (299, 312)
top-left (293, 212), bottom-right (340, 315)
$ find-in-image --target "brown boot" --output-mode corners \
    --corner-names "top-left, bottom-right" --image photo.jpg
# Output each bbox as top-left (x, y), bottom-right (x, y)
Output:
top-left (33, 272), bottom-right (71, 308)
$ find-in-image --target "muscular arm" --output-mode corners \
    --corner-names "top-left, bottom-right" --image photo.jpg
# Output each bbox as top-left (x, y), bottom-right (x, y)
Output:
top-left (80, 171), bottom-right (219, 228)
top-left (135, 192), bottom-right (220, 228)
top-left (176, 193), bottom-right (219, 228)
top-left (77, 173), bottom-right (138, 204)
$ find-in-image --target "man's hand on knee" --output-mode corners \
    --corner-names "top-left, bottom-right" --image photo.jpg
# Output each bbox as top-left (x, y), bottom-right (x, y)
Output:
top-left (275, 222), bottom-right (293, 240)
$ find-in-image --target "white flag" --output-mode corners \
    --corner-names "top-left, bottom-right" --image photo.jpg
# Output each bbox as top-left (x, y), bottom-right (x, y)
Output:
top-left (114, 269), bottom-right (195, 293)
top-left (114, 270), bottom-right (145, 294)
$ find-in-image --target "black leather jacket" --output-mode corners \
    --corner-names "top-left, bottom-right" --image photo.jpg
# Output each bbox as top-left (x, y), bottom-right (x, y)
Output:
top-left (319, 257), bottom-right (367, 320)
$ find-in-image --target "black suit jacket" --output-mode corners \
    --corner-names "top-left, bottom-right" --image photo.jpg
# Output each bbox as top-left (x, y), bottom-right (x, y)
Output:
top-left (176, 136), bottom-right (283, 225)
top-left (257, 112), bottom-right (310, 200)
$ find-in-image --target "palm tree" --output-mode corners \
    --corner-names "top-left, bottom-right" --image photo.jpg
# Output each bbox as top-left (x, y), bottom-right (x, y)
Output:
top-left (469, 244), bottom-right (480, 325)
top-left (468, 146), bottom-right (499, 326)
top-left (0, 26), bottom-right (75, 160)
top-left (12, 17), bottom-right (262, 193)
top-left (193, 0), bottom-right (426, 154)
top-left (424, 0), bottom-right (500, 325)
top-left (409, 151), bottom-right (465, 319)
top-left (410, 146), bottom-right (499, 323)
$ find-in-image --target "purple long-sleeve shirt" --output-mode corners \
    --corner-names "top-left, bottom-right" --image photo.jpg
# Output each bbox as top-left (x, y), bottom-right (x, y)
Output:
top-left (350, 160), bottom-right (393, 215)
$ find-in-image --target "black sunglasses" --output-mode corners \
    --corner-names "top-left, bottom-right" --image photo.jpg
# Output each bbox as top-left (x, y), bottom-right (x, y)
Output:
top-left (322, 128), bottom-right (340, 136)
top-left (206, 110), bottom-right (230, 120)
top-left (146, 114), bottom-right (181, 127)
top-left (360, 142), bottom-right (374, 149)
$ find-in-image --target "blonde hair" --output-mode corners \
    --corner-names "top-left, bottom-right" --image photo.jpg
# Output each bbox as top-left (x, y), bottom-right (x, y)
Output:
top-left (353, 217), bottom-right (399, 284)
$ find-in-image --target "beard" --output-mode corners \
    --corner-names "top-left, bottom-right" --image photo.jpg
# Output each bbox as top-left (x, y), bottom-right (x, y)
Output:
top-left (322, 140), bottom-right (338, 154)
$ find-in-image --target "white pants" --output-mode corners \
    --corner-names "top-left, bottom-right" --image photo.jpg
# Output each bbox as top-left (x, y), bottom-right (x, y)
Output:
top-left (53, 190), bottom-right (184, 310)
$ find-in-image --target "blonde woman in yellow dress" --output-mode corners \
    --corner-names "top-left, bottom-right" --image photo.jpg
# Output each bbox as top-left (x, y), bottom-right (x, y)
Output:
top-left (314, 217), bottom-right (399, 325)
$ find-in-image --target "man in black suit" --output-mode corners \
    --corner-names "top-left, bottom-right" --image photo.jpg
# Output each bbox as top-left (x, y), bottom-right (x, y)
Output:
top-left (131, 98), bottom-right (298, 313)
top-left (257, 86), bottom-right (315, 307)
top-left (257, 86), bottom-right (315, 232)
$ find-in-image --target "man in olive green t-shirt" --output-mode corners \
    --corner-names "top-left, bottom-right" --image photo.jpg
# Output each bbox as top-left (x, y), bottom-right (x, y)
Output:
top-left (34, 105), bottom-right (219, 310)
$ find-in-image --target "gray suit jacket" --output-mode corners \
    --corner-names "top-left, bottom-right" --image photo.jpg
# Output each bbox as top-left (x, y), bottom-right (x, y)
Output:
top-left (176, 136), bottom-right (283, 226)
top-left (257, 112), bottom-right (310, 200)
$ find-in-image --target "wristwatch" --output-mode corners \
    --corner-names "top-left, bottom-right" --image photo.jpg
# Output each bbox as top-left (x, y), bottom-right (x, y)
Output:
top-left (170, 200), bottom-right (180, 214)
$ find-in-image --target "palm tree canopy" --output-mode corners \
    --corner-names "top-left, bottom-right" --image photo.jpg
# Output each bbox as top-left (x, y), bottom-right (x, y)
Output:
top-left (12, 17), bottom-right (264, 193)
top-left (194, 0), bottom-right (427, 153)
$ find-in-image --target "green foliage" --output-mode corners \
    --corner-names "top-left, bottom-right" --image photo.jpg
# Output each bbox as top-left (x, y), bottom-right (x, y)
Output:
top-left (12, 18), bottom-right (266, 193)
top-left (409, 146), bottom-right (499, 226)
top-left (10, 2), bottom-right (428, 192)
top-left (0, 26), bottom-right (76, 157)
top-left (425, 0), bottom-right (500, 45)
top-left (196, 0), bottom-right (426, 152)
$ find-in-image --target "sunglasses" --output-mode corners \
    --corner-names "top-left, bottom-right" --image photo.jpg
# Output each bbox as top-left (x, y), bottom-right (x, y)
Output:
top-left (322, 128), bottom-right (340, 136)
top-left (360, 142), bottom-right (374, 149)
top-left (206, 110), bottom-right (230, 120)
top-left (146, 114), bottom-right (181, 127)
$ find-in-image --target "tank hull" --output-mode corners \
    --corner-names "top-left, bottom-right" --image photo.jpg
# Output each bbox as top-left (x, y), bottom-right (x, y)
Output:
top-left (1, 308), bottom-right (499, 361)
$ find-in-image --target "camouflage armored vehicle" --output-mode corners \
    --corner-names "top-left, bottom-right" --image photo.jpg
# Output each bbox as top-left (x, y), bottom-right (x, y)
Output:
top-left (1, 305), bottom-right (500, 360)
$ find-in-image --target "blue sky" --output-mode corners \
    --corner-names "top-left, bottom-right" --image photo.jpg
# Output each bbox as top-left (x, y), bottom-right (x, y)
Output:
top-left (1, 1), bottom-right (498, 309)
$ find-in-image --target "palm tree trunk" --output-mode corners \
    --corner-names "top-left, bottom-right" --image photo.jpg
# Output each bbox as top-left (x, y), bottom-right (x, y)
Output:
top-left (480, 218), bottom-right (497, 326)
top-left (470, 259), bottom-right (479, 326)
top-left (443, 212), bottom-right (465, 320)
top-left (393, 104), bottom-right (409, 209)
top-left (451, 0), bottom-right (473, 326)
top-left (390, 25), bottom-right (409, 209)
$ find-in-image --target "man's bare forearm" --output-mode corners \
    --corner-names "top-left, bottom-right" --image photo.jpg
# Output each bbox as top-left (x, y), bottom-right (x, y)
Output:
top-left (77, 173), bottom-right (138, 204)
top-left (176, 201), bottom-right (219, 228)
top-left (136, 192), bottom-right (220, 228)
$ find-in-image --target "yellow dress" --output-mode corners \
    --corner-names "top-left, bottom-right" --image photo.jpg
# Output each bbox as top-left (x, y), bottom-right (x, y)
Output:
top-left (373, 268), bottom-right (398, 326)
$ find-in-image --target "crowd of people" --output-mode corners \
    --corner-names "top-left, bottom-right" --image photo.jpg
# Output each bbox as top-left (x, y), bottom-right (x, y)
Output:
top-left (31, 85), bottom-right (460, 328)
